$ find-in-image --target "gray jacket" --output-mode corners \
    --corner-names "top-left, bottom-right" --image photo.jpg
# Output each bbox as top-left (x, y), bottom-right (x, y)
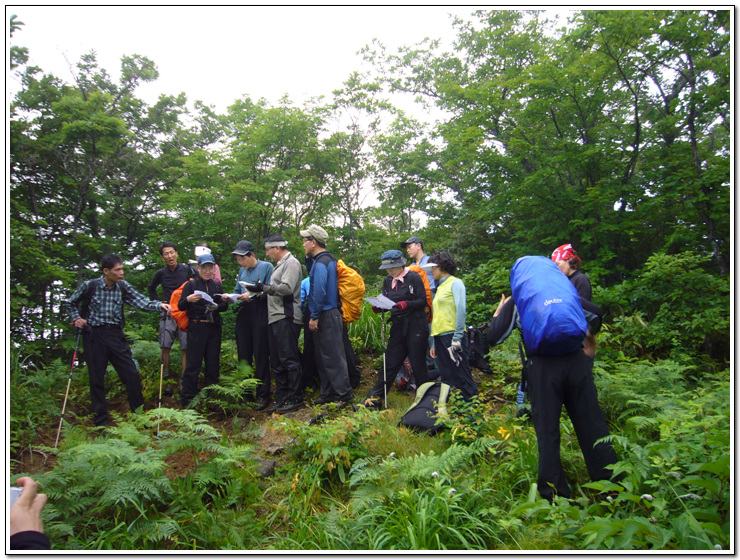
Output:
top-left (263, 251), bottom-right (303, 325)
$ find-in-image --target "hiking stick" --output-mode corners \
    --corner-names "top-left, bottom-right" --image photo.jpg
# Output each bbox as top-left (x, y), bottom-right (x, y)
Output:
top-left (157, 360), bottom-right (164, 436)
top-left (382, 311), bottom-right (387, 410)
top-left (55, 329), bottom-right (81, 449)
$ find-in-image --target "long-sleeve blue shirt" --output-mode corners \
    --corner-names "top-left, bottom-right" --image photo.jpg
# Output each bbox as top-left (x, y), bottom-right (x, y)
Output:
top-left (233, 260), bottom-right (273, 294)
top-left (307, 251), bottom-right (340, 319)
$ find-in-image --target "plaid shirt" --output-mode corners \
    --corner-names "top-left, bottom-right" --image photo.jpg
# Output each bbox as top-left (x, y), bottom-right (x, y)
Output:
top-left (67, 277), bottom-right (161, 327)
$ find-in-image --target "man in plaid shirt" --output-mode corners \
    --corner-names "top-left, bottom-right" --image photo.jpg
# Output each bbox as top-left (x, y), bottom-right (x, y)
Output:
top-left (66, 254), bottom-right (171, 427)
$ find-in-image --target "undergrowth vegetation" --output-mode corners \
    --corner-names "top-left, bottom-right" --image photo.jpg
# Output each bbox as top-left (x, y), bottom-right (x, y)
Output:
top-left (9, 252), bottom-right (731, 551)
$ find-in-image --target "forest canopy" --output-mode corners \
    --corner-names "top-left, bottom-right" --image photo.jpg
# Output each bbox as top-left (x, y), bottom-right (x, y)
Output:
top-left (8, 10), bottom-right (730, 362)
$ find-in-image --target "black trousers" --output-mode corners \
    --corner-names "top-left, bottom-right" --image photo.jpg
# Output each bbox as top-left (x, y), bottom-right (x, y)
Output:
top-left (367, 314), bottom-right (429, 400)
top-left (313, 308), bottom-right (353, 402)
top-left (268, 319), bottom-right (303, 405)
top-left (235, 299), bottom-right (271, 400)
top-left (84, 326), bottom-right (144, 426)
top-left (343, 324), bottom-right (361, 388)
top-left (527, 350), bottom-right (619, 501)
top-left (300, 313), bottom-right (318, 391)
top-left (303, 320), bottom-right (359, 391)
top-left (181, 321), bottom-right (222, 405)
top-left (434, 333), bottom-right (478, 401)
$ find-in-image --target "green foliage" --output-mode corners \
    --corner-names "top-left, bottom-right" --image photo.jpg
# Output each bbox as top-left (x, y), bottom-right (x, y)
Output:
top-left (10, 349), bottom-right (70, 456)
top-left (187, 362), bottom-right (260, 416)
top-left (16, 409), bottom-right (263, 550)
top-left (346, 297), bottom-right (384, 353)
top-left (434, 392), bottom-right (499, 444)
top-left (598, 251), bottom-right (730, 365)
top-left (345, 478), bottom-right (507, 549)
top-left (508, 371), bottom-right (730, 551)
top-left (7, 10), bottom-right (732, 552)
top-left (280, 406), bottom-right (383, 484)
top-left (461, 257), bottom-right (511, 327)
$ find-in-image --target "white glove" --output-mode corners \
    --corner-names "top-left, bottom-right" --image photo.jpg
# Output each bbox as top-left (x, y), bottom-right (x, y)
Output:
top-left (448, 339), bottom-right (463, 366)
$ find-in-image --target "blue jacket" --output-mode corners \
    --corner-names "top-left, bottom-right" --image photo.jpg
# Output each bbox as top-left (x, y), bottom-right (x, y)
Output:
top-left (308, 251), bottom-right (339, 319)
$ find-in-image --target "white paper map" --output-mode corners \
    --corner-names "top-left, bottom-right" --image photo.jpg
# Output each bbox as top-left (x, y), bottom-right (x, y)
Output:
top-left (194, 290), bottom-right (214, 304)
top-left (364, 294), bottom-right (395, 310)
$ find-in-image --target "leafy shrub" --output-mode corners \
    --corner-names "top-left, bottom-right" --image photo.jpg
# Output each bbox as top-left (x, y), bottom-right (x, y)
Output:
top-left (280, 406), bottom-right (383, 484)
top-left (462, 257), bottom-right (511, 327)
top-left (592, 357), bottom-right (693, 428)
top-left (598, 251), bottom-right (730, 367)
top-left (508, 371), bottom-right (730, 551)
top-left (187, 362), bottom-right (260, 416)
top-left (347, 295), bottom-right (385, 354)
top-left (10, 349), bottom-right (70, 457)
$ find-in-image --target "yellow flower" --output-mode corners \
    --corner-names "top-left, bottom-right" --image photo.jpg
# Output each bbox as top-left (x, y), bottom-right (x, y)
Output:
top-left (291, 472), bottom-right (299, 492)
top-left (497, 427), bottom-right (511, 440)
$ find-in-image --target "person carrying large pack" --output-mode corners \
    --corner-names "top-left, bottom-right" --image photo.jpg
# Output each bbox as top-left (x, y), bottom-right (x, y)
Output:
top-left (487, 255), bottom-right (620, 503)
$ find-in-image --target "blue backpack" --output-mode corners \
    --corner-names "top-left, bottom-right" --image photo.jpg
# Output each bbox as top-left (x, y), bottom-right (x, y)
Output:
top-left (510, 256), bottom-right (587, 356)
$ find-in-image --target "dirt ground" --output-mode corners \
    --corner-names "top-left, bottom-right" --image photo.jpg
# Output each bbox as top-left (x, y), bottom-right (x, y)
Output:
top-left (12, 353), bottom-right (505, 477)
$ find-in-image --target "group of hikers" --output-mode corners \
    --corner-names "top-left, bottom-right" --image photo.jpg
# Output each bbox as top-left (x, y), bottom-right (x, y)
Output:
top-left (64, 228), bottom-right (621, 505)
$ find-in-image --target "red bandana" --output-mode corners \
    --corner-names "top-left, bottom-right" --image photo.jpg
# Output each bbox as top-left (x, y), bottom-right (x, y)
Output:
top-left (551, 243), bottom-right (576, 262)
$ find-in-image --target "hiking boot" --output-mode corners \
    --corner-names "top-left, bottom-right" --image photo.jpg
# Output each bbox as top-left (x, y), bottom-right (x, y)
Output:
top-left (266, 401), bottom-right (284, 414)
top-left (334, 399), bottom-right (352, 410)
top-left (312, 396), bottom-right (335, 406)
top-left (252, 398), bottom-right (271, 411)
top-left (277, 401), bottom-right (305, 414)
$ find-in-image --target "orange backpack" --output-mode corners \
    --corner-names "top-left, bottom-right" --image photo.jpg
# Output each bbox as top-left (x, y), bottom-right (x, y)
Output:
top-left (169, 280), bottom-right (191, 331)
top-left (336, 259), bottom-right (366, 324)
top-left (407, 265), bottom-right (433, 323)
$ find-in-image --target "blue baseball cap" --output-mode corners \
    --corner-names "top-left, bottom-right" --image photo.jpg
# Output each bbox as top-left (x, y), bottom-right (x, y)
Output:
top-left (197, 253), bottom-right (216, 266)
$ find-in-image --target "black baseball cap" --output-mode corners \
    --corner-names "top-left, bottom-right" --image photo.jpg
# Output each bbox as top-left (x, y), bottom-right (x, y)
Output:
top-left (400, 236), bottom-right (423, 249)
top-left (231, 240), bottom-right (255, 255)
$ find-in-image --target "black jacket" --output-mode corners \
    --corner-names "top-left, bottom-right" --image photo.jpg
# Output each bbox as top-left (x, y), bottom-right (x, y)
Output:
top-left (382, 269), bottom-right (427, 321)
top-left (178, 277), bottom-right (228, 321)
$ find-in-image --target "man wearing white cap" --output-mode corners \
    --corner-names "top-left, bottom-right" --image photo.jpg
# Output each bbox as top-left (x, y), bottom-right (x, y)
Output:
top-left (245, 234), bottom-right (305, 413)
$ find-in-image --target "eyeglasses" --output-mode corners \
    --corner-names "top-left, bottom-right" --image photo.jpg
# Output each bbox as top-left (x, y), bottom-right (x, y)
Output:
top-left (302, 237), bottom-right (314, 243)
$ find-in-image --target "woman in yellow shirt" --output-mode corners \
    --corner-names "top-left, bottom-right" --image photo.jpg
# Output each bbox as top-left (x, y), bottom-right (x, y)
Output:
top-left (422, 252), bottom-right (478, 401)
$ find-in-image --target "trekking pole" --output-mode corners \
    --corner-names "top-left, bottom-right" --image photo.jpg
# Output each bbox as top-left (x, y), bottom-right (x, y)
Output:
top-left (157, 358), bottom-right (164, 437)
top-left (382, 311), bottom-right (387, 410)
top-left (55, 328), bottom-right (81, 449)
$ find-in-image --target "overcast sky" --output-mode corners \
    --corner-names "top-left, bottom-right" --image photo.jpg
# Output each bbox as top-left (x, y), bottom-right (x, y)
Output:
top-left (8, 5), bottom-right (492, 116)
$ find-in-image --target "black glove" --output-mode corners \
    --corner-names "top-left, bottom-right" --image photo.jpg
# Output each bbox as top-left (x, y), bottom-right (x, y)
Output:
top-left (246, 281), bottom-right (264, 293)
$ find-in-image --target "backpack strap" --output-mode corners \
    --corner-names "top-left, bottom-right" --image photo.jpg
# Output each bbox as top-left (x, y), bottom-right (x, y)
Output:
top-left (313, 252), bottom-right (341, 310)
top-left (78, 278), bottom-right (106, 319)
top-left (437, 383), bottom-right (451, 416)
top-left (518, 338), bottom-right (529, 392)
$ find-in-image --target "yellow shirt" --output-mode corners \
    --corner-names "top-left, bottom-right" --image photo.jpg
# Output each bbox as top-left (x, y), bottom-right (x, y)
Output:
top-left (431, 275), bottom-right (459, 337)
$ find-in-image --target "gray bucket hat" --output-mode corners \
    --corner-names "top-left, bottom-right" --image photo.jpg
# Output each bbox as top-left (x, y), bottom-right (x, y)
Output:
top-left (379, 249), bottom-right (407, 269)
